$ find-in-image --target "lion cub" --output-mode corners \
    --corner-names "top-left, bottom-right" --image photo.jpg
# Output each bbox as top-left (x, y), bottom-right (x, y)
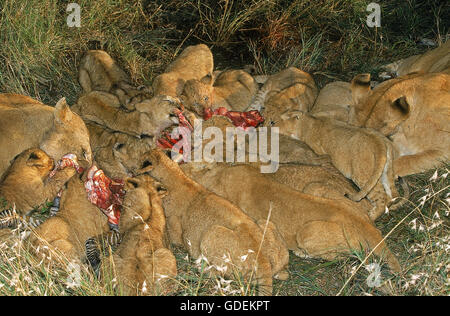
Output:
top-left (182, 69), bottom-right (258, 115)
top-left (382, 40), bottom-right (450, 76)
top-left (182, 161), bottom-right (373, 217)
top-left (86, 122), bottom-right (154, 179)
top-left (85, 176), bottom-right (177, 295)
top-left (181, 163), bottom-right (400, 272)
top-left (79, 50), bottom-right (152, 110)
top-left (349, 72), bottom-right (450, 177)
top-left (266, 164), bottom-right (374, 212)
top-left (247, 67), bottom-right (318, 115)
top-left (309, 81), bottom-right (352, 122)
top-left (0, 148), bottom-right (75, 216)
top-left (73, 91), bottom-right (179, 138)
top-left (29, 173), bottom-right (164, 264)
top-left (0, 96), bottom-right (92, 178)
top-left (277, 111), bottom-right (400, 220)
top-left (152, 44), bottom-right (214, 97)
top-left (147, 149), bottom-right (289, 295)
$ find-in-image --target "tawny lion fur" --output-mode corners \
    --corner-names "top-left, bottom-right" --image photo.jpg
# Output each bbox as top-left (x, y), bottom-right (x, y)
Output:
top-left (152, 44), bottom-right (214, 97)
top-left (182, 69), bottom-right (258, 115)
top-left (382, 40), bottom-right (450, 76)
top-left (277, 111), bottom-right (400, 220)
top-left (180, 162), bottom-right (400, 272)
top-left (190, 115), bottom-right (328, 167)
top-left (92, 176), bottom-right (177, 295)
top-left (309, 81), bottom-right (352, 122)
top-left (147, 149), bottom-right (290, 295)
top-left (181, 161), bottom-right (373, 217)
top-left (79, 50), bottom-right (152, 110)
top-left (86, 122), bottom-right (154, 179)
top-left (73, 91), bottom-right (179, 138)
top-left (247, 67), bottom-right (318, 123)
top-left (349, 72), bottom-right (450, 177)
top-left (29, 174), bottom-right (166, 264)
top-left (0, 94), bottom-right (92, 178)
top-left (265, 164), bottom-right (374, 213)
top-left (0, 148), bottom-right (75, 215)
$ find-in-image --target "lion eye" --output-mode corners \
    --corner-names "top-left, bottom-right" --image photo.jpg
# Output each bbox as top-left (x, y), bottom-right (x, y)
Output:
top-left (204, 96), bottom-right (209, 101)
top-left (82, 149), bottom-right (89, 160)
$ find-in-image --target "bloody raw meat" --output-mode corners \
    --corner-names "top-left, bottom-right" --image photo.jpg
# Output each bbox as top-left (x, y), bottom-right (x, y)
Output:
top-left (157, 104), bottom-right (265, 159)
top-left (49, 153), bottom-right (84, 178)
top-left (84, 165), bottom-right (125, 232)
top-left (203, 107), bottom-right (264, 130)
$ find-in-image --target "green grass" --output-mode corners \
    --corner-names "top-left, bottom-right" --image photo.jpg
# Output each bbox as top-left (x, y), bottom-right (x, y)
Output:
top-left (0, 0), bottom-right (448, 296)
top-left (1, 0), bottom-right (448, 103)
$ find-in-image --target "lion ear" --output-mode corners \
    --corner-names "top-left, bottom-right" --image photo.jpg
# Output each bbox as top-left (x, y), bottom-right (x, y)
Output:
top-left (280, 110), bottom-right (302, 120)
top-left (200, 73), bottom-right (214, 86)
top-left (351, 73), bottom-right (371, 107)
top-left (392, 96), bottom-right (410, 115)
top-left (54, 97), bottom-right (73, 123)
top-left (126, 178), bottom-right (140, 189)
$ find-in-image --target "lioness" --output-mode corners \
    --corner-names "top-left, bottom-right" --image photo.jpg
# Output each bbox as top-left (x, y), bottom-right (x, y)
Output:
top-left (79, 50), bottom-right (152, 110)
top-left (147, 149), bottom-right (290, 295)
top-left (383, 40), bottom-right (450, 76)
top-left (277, 111), bottom-right (400, 220)
top-left (349, 72), bottom-right (450, 177)
top-left (152, 44), bottom-right (214, 97)
top-left (0, 148), bottom-right (75, 216)
top-left (0, 95), bottom-right (92, 178)
top-left (247, 67), bottom-right (318, 115)
top-left (309, 81), bottom-right (352, 122)
top-left (85, 176), bottom-right (177, 295)
top-left (181, 162), bottom-right (400, 272)
top-left (73, 91), bottom-right (179, 138)
top-left (182, 69), bottom-right (258, 115)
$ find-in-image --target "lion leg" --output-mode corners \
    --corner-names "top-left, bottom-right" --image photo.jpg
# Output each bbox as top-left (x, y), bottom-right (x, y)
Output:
top-left (200, 224), bottom-right (273, 295)
top-left (366, 181), bottom-right (391, 221)
top-left (296, 221), bottom-right (349, 261)
top-left (50, 239), bottom-right (77, 259)
top-left (138, 248), bottom-right (177, 295)
top-left (346, 150), bottom-right (389, 203)
top-left (256, 220), bottom-right (289, 281)
top-left (114, 256), bottom-right (139, 295)
top-left (199, 225), bottom-right (240, 271)
top-left (296, 220), bottom-right (400, 272)
top-left (393, 150), bottom-right (444, 177)
top-left (30, 217), bottom-right (77, 260)
top-left (389, 177), bottom-right (410, 211)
